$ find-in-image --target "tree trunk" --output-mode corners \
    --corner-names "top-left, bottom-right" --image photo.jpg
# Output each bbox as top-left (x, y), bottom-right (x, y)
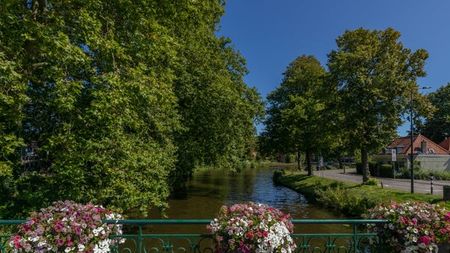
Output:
top-left (338, 158), bottom-right (343, 169)
top-left (339, 157), bottom-right (346, 174)
top-left (297, 150), bottom-right (301, 171)
top-left (361, 147), bottom-right (369, 182)
top-left (306, 150), bottom-right (312, 176)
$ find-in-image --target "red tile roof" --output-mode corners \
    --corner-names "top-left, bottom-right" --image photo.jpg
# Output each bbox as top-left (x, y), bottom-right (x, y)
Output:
top-left (440, 138), bottom-right (450, 151)
top-left (387, 134), bottom-right (450, 155)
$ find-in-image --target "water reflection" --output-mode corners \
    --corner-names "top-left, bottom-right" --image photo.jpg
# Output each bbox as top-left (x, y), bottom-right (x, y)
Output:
top-left (126, 166), bottom-right (350, 238)
top-left (146, 167), bottom-right (341, 220)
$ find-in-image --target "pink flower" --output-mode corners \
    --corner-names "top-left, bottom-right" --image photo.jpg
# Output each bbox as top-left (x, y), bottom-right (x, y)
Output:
top-left (419, 236), bottom-right (432, 245)
top-left (11, 235), bottom-right (22, 249)
top-left (54, 220), bottom-right (64, 232)
top-left (445, 212), bottom-right (450, 222)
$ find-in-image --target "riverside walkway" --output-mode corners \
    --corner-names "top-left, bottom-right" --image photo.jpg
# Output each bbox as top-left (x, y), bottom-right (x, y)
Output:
top-left (314, 169), bottom-right (450, 196)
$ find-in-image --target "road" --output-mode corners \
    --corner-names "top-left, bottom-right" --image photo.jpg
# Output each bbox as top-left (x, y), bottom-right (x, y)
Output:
top-left (313, 169), bottom-right (450, 196)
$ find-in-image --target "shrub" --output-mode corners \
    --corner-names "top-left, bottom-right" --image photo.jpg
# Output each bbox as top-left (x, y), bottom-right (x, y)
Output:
top-left (397, 168), bottom-right (450, 180)
top-left (315, 186), bottom-right (379, 217)
top-left (9, 201), bottom-right (124, 253)
top-left (363, 178), bottom-right (379, 186)
top-left (366, 201), bottom-right (450, 253)
top-left (273, 169), bottom-right (286, 184)
top-left (208, 202), bottom-right (296, 253)
top-left (378, 164), bottom-right (394, 178)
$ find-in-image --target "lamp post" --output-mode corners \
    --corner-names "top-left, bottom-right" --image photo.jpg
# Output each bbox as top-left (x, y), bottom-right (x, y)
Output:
top-left (410, 86), bottom-right (431, 194)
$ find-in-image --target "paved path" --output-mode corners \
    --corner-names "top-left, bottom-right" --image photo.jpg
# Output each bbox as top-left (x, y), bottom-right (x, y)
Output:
top-left (313, 169), bottom-right (450, 196)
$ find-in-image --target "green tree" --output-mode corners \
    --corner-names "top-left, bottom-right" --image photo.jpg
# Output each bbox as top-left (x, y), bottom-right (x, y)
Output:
top-left (264, 56), bottom-right (329, 175)
top-left (328, 28), bottom-right (428, 182)
top-left (159, 3), bottom-right (263, 185)
top-left (0, 0), bottom-right (183, 216)
top-left (0, 52), bottom-right (27, 177)
top-left (0, 0), bottom-right (262, 217)
top-left (421, 83), bottom-right (450, 143)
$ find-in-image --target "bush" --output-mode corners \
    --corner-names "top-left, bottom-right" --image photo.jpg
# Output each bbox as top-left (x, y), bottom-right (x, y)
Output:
top-left (363, 178), bottom-right (379, 186)
top-left (315, 186), bottom-right (380, 217)
top-left (397, 168), bottom-right (450, 181)
top-left (379, 164), bottom-right (394, 178)
top-left (273, 169), bottom-right (286, 184)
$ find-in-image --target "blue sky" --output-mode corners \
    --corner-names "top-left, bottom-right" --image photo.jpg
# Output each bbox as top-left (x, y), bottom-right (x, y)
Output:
top-left (218, 0), bottom-right (450, 135)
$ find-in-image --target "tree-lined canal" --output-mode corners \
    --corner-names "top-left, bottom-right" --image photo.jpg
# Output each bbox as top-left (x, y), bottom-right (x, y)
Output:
top-left (137, 166), bottom-right (348, 234)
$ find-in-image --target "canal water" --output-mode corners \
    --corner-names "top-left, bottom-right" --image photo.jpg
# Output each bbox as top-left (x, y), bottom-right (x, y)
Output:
top-left (137, 166), bottom-right (348, 234)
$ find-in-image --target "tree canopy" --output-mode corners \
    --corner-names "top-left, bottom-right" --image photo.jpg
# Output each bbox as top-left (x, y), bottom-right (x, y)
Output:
top-left (0, 0), bottom-right (262, 217)
top-left (262, 28), bottom-right (431, 182)
top-left (263, 56), bottom-right (330, 175)
top-left (421, 83), bottom-right (450, 143)
top-left (328, 28), bottom-right (428, 181)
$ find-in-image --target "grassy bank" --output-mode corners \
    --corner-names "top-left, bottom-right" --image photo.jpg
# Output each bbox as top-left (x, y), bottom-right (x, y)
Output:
top-left (274, 170), bottom-right (450, 217)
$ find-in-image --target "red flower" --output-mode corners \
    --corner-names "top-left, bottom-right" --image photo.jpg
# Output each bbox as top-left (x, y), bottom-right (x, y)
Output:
top-left (12, 235), bottom-right (22, 249)
top-left (418, 236), bottom-right (432, 245)
top-left (445, 212), bottom-right (450, 222)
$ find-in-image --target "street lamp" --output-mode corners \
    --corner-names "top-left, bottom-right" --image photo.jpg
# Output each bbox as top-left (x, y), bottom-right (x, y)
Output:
top-left (410, 86), bottom-right (431, 193)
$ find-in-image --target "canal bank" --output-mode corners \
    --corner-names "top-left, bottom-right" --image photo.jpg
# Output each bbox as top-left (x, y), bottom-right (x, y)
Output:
top-left (132, 166), bottom-right (353, 234)
top-left (274, 169), bottom-right (450, 217)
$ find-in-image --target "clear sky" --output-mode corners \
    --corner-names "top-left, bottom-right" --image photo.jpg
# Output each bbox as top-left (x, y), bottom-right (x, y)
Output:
top-left (218, 0), bottom-right (450, 135)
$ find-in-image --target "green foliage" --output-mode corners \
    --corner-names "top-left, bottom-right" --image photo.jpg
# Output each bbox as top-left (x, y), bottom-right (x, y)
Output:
top-left (274, 171), bottom-right (450, 216)
top-left (378, 164), bottom-right (395, 178)
top-left (315, 186), bottom-right (380, 217)
top-left (156, 2), bottom-right (264, 185)
top-left (397, 168), bottom-right (450, 181)
top-left (328, 28), bottom-right (429, 181)
top-left (363, 178), bottom-right (379, 186)
top-left (272, 169), bottom-right (286, 184)
top-left (421, 83), bottom-right (450, 143)
top-left (0, 52), bottom-right (27, 177)
top-left (0, 0), bottom-right (262, 217)
top-left (262, 56), bottom-right (331, 174)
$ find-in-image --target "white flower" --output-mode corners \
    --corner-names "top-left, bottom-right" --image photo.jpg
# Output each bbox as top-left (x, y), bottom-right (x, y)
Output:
top-left (64, 247), bottom-right (74, 253)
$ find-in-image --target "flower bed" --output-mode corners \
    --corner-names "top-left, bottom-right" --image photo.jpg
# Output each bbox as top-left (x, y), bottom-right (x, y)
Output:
top-left (366, 201), bottom-right (450, 253)
top-left (9, 200), bottom-right (124, 253)
top-left (208, 202), bottom-right (296, 253)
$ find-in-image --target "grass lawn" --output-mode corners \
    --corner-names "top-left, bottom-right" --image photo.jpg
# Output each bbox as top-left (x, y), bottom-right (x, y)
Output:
top-left (275, 170), bottom-right (450, 217)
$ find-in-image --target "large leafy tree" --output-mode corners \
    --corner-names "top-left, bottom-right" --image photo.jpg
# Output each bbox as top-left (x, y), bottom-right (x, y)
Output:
top-left (0, 52), bottom-right (27, 177)
top-left (263, 56), bottom-right (329, 175)
top-left (151, 1), bottom-right (263, 187)
top-left (0, 0), bottom-right (261, 217)
top-left (421, 83), bottom-right (450, 143)
top-left (328, 28), bottom-right (428, 182)
top-left (0, 0), bottom-right (181, 216)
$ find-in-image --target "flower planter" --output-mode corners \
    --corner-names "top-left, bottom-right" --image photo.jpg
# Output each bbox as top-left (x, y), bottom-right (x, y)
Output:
top-left (209, 202), bottom-right (296, 253)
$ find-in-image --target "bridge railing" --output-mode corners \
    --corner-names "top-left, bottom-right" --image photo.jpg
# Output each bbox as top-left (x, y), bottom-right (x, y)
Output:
top-left (0, 219), bottom-right (387, 253)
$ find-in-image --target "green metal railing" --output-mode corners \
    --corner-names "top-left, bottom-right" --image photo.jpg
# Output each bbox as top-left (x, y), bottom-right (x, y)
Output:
top-left (0, 219), bottom-right (387, 253)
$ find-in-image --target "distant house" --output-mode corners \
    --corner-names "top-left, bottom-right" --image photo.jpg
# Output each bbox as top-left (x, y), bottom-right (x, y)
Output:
top-left (375, 134), bottom-right (450, 171)
top-left (386, 134), bottom-right (450, 156)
